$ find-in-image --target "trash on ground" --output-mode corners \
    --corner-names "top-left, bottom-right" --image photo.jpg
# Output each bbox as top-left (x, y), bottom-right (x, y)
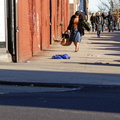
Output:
top-left (52, 54), bottom-right (71, 59)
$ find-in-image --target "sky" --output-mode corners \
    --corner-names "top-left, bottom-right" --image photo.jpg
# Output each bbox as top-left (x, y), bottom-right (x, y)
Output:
top-left (89, 0), bottom-right (111, 13)
top-left (89, 0), bottom-right (100, 12)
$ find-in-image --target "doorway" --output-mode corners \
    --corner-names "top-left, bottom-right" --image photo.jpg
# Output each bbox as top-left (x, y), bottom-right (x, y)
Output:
top-left (50, 0), bottom-right (52, 44)
top-left (7, 0), bottom-right (17, 62)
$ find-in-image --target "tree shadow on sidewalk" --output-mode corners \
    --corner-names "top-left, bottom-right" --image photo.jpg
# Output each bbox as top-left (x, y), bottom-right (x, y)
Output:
top-left (63, 62), bottom-right (120, 67)
top-left (88, 31), bottom-right (120, 56)
top-left (80, 62), bottom-right (120, 67)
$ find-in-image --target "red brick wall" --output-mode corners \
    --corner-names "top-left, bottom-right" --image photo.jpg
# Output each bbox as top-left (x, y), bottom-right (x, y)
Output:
top-left (32, 0), bottom-right (41, 55)
top-left (63, 0), bottom-right (70, 32)
top-left (51, 0), bottom-right (69, 42)
top-left (51, 0), bottom-right (57, 42)
top-left (17, 0), bottom-right (69, 62)
top-left (17, 0), bottom-right (42, 62)
top-left (41, 0), bottom-right (50, 50)
top-left (18, 0), bottom-right (33, 62)
top-left (57, 0), bottom-right (62, 37)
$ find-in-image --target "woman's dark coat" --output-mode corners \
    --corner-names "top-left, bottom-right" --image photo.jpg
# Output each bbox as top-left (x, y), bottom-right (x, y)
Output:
top-left (67, 15), bottom-right (90, 36)
top-left (90, 16), bottom-right (96, 24)
top-left (95, 16), bottom-right (104, 31)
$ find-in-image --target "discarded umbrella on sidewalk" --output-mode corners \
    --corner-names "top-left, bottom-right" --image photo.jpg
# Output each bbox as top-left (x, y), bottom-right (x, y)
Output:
top-left (52, 54), bottom-right (71, 59)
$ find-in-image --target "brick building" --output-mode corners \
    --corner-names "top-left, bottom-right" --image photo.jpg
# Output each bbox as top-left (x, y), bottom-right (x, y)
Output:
top-left (112, 0), bottom-right (120, 29)
top-left (0, 0), bottom-right (69, 62)
top-left (69, 0), bottom-right (80, 17)
top-left (17, 0), bottom-right (69, 62)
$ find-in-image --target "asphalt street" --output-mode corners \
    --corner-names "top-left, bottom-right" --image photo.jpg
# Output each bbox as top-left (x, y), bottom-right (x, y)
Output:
top-left (0, 87), bottom-right (120, 120)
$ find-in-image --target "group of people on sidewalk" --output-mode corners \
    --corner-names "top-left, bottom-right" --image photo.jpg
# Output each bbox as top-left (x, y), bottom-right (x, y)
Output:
top-left (90, 11), bottom-right (114, 37)
top-left (66, 10), bottom-right (115, 52)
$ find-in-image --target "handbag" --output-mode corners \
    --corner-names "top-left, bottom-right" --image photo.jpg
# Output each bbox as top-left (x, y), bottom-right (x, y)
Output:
top-left (61, 38), bottom-right (72, 46)
top-left (61, 31), bottom-right (72, 46)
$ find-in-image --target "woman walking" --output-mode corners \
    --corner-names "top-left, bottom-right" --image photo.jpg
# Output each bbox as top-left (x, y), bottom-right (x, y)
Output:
top-left (107, 11), bottom-right (114, 32)
top-left (67, 11), bottom-right (90, 52)
top-left (90, 13), bottom-right (96, 32)
top-left (95, 11), bottom-right (104, 37)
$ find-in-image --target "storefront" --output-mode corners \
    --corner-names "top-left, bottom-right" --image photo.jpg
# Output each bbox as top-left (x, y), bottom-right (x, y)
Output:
top-left (7, 0), bottom-right (17, 62)
top-left (0, 0), bottom-right (7, 50)
top-left (0, 0), bottom-right (12, 62)
top-left (0, 0), bottom-right (17, 62)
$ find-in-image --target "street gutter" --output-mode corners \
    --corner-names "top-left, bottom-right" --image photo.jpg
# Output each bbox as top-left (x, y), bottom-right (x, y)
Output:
top-left (0, 80), bottom-right (120, 89)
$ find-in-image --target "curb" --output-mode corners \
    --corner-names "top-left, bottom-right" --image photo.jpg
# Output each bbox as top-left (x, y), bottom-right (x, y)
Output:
top-left (0, 80), bottom-right (120, 89)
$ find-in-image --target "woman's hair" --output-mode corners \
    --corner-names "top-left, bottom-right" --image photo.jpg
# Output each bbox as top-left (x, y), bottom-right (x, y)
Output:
top-left (79, 14), bottom-right (84, 22)
top-left (75, 11), bottom-right (80, 16)
top-left (74, 11), bottom-right (84, 22)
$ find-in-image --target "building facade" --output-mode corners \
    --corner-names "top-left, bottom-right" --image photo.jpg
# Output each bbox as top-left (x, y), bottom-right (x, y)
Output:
top-left (0, 0), bottom-right (69, 62)
top-left (112, 0), bottom-right (120, 29)
top-left (79, 0), bottom-right (89, 15)
top-left (69, 0), bottom-right (80, 17)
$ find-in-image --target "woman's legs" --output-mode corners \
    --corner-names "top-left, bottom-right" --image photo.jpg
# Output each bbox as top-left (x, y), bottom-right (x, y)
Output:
top-left (92, 23), bottom-right (95, 32)
top-left (74, 42), bottom-right (79, 52)
top-left (70, 28), bottom-right (81, 52)
top-left (97, 31), bottom-right (101, 37)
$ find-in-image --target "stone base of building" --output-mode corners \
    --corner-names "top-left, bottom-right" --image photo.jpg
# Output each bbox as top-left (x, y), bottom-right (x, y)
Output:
top-left (0, 52), bottom-right (12, 62)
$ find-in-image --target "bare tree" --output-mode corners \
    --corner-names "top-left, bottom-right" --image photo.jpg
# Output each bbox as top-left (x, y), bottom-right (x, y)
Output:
top-left (97, 0), bottom-right (111, 12)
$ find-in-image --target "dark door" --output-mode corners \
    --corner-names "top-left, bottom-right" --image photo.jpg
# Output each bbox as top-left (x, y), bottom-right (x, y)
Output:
top-left (50, 0), bottom-right (52, 44)
top-left (7, 0), bottom-right (17, 62)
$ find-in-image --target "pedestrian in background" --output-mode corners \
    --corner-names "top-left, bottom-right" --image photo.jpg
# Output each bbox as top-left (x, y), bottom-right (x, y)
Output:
top-left (67, 11), bottom-right (90, 52)
top-left (90, 13), bottom-right (96, 32)
top-left (101, 13), bottom-right (106, 32)
top-left (107, 11), bottom-right (114, 32)
top-left (95, 11), bottom-right (104, 37)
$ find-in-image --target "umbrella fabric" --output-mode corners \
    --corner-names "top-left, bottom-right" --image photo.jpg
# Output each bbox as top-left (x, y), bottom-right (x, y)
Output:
top-left (52, 54), bottom-right (71, 59)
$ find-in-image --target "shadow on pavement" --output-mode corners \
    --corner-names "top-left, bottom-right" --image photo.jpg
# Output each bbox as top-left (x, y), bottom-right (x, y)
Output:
top-left (80, 62), bottom-right (120, 67)
top-left (0, 84), bottom-right (120, 114)
top-left (0, 69), bottom-right (120, 114)
top-left (105, 53), bottom-right (120, 56)
top-left (63, 61), bottom-right (120, 67)
top-left (88, 31), bottom-right (120, 58)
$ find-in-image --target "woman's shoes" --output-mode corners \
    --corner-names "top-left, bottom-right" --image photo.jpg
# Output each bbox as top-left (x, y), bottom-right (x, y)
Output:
top-left (75, 47), bottom-right (79, 52)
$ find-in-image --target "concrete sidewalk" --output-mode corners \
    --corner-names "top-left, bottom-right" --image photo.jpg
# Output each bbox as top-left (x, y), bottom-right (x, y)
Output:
top-left (0, 31), bottom-right (120, 87)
